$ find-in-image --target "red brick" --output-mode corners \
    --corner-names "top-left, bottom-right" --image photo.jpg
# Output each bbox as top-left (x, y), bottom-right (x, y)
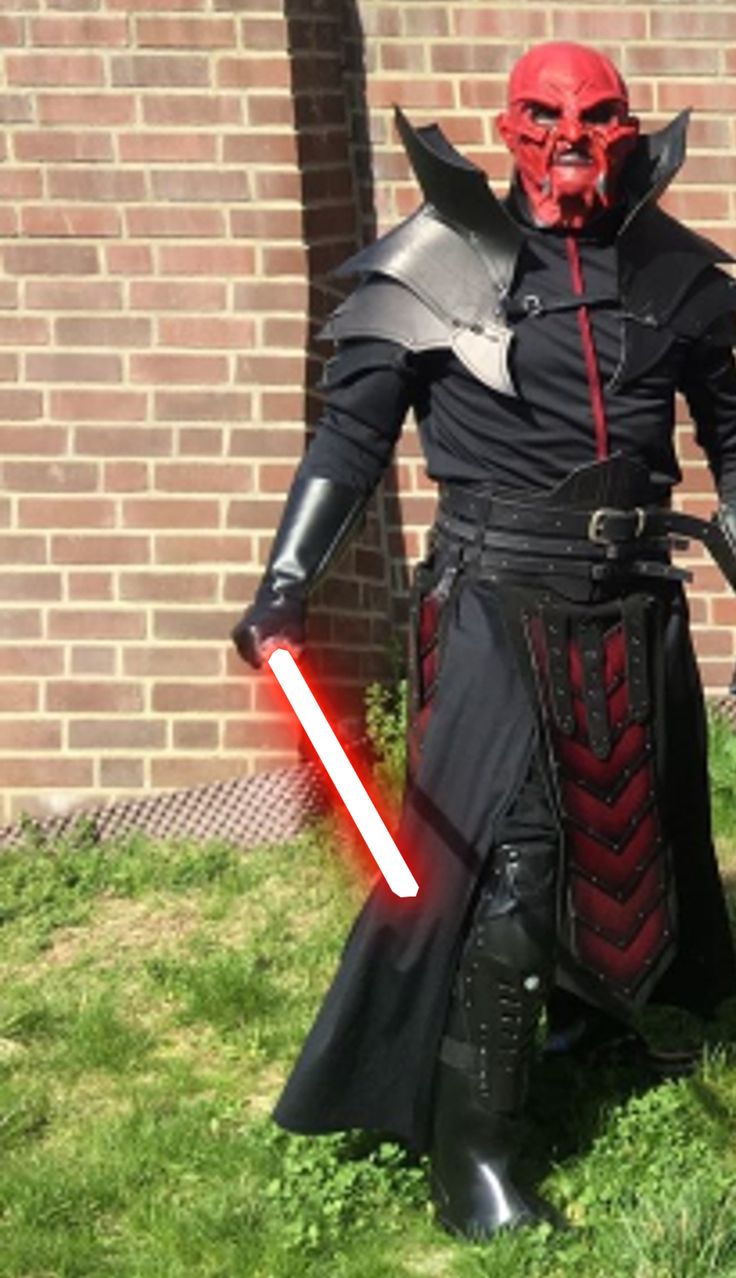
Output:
top-left (152, 681), bottom-right (250, 712)
top-left (224, 714), bottom-right (301, 750)
top-left (178, 428), bottom-right (224, 456)
top-left (0, 354), bottom-right (17, 382)
top-left (245, 95), bottom-right (295, 128)
top-left (158, 316), bottom-right (256, 347)
top-left (452, 8), bottom-right (544, 37)
top-left (173, 720), bottom-right (220, 749)
top-left (0, 169), bottom-right (41, 199)
top-left (154, 535), bottom-right (252, 563)
top-left (71, 646), bottom-right (117, 676)
top-left (27, 352), bottom-right (122, 383)
top-left (0, 572), bottom-right (61, 602)
top-left (122, 499), bottom-right (220, 529)
top-left (692, 628), bottom-right (734, 657)
top-left (652, 10), bottom-right (736, 40)
top-left (19, 493), bottom-right (115, 523)
top-left (0, 16), bottom-right (22, 45)
top-left (23, 207), bottom-right (121, 238)
top-left (130, 353), bottom-right (229, 385)
top-left (105, 462), bottom-right (149, 492)
top-left (137, 16), bottom-right (235, 47)
top-left (4, 243), bottom-right (99, 276)
top-left (379, 43), bottom-right (428, 74)
top-left (111, 54), bottom-right (210, 89)
top-left (50, 390), bottom-right (146, 422)
top-left (131, 201), bottom-right (224, 237)
top-left (0, 684), bottom-right (38, 713)
top-left (3, 462), bottom-right (99, 493)
top-left (30, 15), bottom-right (127, 45)
top-left (101, 238), bottom-right (155, 274)
top-left (0, 647), bottom-right (63, 676)
top-left (659, 83), bottom-right (736, 112)
top-left (159, 245), bottom-right (255, 276)
top-left (552, 9), bottom-right (646, 38)
top-left (223, 131), bottom-right (297, 165)
top-left (48, 169), bottom-right (146, 203)
top-left (25, 279), bottom-right (122, 310)
top-left (47, 611), bottom-right (147, 641)
top-left (237, 354), bottom-right (303, 384)
top-left (625, 46), bottom-right (720, 77)
top-left (0, 315), bottom-right (46, 346)
top-left (155, 391), bottom-right (252, 421)
top-left (0, 92), bottom-right (31, 122)
top-left (241, 15), bottom-right (287, 46)
top-left (0, 612), bottom-right (41, 641)
top-left (143, 93), bottom-right (242, 126)
top-left (51, 535), bottom-right (149, 565)
top-left (74, 427), bottom-right (173, 457)
top-left (68, 572), bottom-right (114, 602)
top-left (154, 462), bottom-right (253, 492)
top-left (14, 129), bottom-right (113, 163)
top-left (0, 759), bottom-right (93, 787)
top-left (38, 92), bottom-right (135, 126)
top-left (234, 280), bottom-right (309, 313)
top-left (120, 572), bottom-right (218, 603)
top-left (131, 280), bottom-right (226, 311)
top-left (367, 79), bottom-right (454, 110)
top-left (401, 7), bottom-right (448, 36)
top-left (712, 598), bottom-right (736, 626)
top-left (125, 133), bottom-right (219, 164)
top-left (46, 680), bottom-right (144, 713)
top-left (0, 720), bottom-right (61, 750)
top-left (6, 53), bottom-right (104, 87)
top-left (151, 757), bottom-right (255, 788)
top-left (69, 719), bottom-right (167, 749)
top-left (55, 316), bottom-right (151, 347)
top-left (153, 609), bottom-right (236, 641)
top-left (431, 44), bottom-right (522, 74)
top-left (99, 759), bottom-right (145, 789)
top-left (123, 647), bottom-right (221, 677)
top-left (0, 535), bottom-right (46, 564)
top-left (218, 56), bottom-right (290, 90)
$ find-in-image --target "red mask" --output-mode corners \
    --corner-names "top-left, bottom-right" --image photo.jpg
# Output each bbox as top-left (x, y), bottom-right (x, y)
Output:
top-left (497, 42), bottom-right (640, 229)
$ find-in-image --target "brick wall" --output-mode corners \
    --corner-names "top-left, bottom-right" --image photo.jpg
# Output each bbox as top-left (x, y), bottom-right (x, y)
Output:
top-left (1, 0), bottom-right (735, 825)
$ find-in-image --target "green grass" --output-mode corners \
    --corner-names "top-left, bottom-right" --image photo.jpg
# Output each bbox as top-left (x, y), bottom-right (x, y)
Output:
top-left (0, 714), bottom-right (735, 1276)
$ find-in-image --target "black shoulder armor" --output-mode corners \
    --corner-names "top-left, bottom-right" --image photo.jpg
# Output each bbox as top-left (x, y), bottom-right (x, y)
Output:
top-left (320, 107), bottom-right (736, 397)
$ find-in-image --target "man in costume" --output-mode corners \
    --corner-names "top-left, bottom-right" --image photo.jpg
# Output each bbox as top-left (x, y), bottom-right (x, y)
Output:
top-left (233, 42), bottom-right (736, 1239)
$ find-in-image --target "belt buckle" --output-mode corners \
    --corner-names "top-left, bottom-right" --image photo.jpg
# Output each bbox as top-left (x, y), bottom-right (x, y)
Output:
top-left (588, 506), bottom-right (646, 544)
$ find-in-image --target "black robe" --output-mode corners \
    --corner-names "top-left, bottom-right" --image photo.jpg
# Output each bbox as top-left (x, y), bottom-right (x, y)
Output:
top-left (271, 191), bottom-right (736, 1155)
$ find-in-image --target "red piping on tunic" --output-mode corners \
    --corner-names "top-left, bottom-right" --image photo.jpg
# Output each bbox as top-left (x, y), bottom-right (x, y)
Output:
top-left (565, 235), bottom-right (610, 460)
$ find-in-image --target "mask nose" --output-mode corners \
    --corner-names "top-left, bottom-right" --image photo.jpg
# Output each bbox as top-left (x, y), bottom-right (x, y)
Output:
top-left (556, 113), bottom-right (586, 147)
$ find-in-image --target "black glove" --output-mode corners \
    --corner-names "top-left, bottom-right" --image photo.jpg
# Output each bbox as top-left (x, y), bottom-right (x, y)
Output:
top-left (231, 474), bottom-right (368, 669)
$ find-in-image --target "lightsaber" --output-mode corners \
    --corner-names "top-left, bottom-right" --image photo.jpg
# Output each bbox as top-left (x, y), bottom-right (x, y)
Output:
top-left (267, 647), bottom-right (419, 898)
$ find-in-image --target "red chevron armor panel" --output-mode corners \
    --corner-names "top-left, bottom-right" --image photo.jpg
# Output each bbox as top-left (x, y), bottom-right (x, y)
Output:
top-left (527, 603), bottom-right (677, 1005)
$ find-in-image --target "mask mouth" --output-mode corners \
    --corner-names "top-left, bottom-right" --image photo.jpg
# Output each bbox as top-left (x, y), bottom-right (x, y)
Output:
top-left (553, 147), bottom-right (594, 167)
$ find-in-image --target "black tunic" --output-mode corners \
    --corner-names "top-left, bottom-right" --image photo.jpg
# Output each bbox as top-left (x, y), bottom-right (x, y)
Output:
top-left (271, 200), bottom-right (736, 1154)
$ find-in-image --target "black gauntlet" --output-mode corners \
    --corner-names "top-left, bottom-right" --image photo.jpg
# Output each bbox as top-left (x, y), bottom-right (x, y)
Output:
top-left (231, 474), bottom-right (368, 669)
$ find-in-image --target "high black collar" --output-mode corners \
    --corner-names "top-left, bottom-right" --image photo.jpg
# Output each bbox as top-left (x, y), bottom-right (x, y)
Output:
top-left (394, 104), bottom-right (690, 247)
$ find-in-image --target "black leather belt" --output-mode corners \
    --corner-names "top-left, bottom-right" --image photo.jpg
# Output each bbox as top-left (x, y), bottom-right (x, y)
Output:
top-left (435, 484), bottom-right (736, 590)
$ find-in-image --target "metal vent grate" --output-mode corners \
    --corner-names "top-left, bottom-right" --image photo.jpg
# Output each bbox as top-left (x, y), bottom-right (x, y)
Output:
top-left (0, 763), bottom-right (329, 851)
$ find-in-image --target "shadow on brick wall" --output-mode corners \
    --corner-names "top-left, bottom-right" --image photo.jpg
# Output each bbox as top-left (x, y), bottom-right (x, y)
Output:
top-left (284, 0), bottom-right (409, 721)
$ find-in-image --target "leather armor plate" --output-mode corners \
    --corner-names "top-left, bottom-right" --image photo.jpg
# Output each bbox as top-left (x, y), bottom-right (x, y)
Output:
top-left (526, 595), bottom-right (677, 1006)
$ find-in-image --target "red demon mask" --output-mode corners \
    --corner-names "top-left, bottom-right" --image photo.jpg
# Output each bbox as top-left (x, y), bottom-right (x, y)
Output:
top-left (497, 42), bottom-right (640, 229)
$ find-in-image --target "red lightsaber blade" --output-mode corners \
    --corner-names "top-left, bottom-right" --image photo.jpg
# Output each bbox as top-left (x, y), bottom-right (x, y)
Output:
top-left (267, 647), bottom-right (419, 898)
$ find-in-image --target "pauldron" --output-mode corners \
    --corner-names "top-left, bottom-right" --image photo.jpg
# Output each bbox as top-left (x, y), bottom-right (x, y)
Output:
top-left (322, 108), bottom-right (736, 397)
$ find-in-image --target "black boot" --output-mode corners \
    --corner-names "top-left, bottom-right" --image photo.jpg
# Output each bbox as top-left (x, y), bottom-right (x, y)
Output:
top-left (429, 839), bottom-right (558, 1240)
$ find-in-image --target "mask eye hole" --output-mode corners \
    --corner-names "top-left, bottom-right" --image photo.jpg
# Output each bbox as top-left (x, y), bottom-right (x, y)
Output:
top-left (581, 99), bottom-right (623, 126)
top-left (524, 100), bottom-right (562, 126)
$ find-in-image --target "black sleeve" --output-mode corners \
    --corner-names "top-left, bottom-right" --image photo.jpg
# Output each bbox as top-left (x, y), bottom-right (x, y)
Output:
top-left (298, 338), bottom-right (419, 495)
top-left (678, 324), bottom-right (736, 503)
